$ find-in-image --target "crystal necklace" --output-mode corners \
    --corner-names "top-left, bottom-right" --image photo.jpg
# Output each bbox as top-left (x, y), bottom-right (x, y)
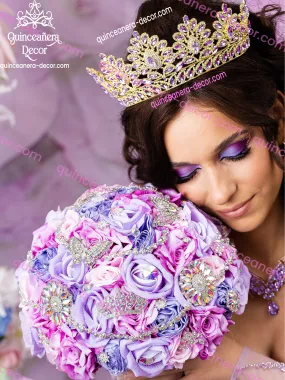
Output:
top-left (249, 258), bottom-right (285, 316)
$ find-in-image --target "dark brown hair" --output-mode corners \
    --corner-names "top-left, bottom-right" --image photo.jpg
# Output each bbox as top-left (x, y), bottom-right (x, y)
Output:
top-left (121, 0), bottom-right (284, 189)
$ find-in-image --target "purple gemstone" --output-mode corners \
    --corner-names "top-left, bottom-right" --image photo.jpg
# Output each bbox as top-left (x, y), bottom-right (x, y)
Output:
top-left (179, 25), bottom-right (187, 33)
top-left (223, 52), bottom-right (228, 62)
top-left (214, 22), bottom-right (222, 29)
top-left (214, 57), bottom-right (220, 66)
top-left (228, 26), bottom-right (233, 38)
top-left (183, 15), bottom-right (189, 24)
top-left (217, 13), bottom-right (226, 21)
top-left (268, 301), bottom-right (279, 316)
top-left (222, 3), bottom-right (228, 12)
top-left (176, 62), bottom-right (184, 72)
top-left (186, 68), bottom-right (194, 78)
top-left (197, 64), bottom-right (203, 74)
top-left (236, 46), bottom-right (241, 55)
top-left (206, 60), bottom-right (212, 69)
top-left (170, 76), bottom-right (176, 86)
top-left (178, 72), bottom-right (185, 82)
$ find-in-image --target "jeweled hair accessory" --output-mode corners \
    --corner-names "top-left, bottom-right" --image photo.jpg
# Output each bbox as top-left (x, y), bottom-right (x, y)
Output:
top-left (16, 183), bottom-right (251, 380)
top-left (86, 1), bottom-right (250, 107)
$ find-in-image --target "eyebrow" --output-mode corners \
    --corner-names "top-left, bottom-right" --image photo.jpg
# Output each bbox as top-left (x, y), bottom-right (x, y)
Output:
top-left (171, 129), bottom-right (249, 168)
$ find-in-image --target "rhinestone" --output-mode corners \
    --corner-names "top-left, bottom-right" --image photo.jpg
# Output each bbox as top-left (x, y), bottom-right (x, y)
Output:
top-left (183, 15), bottom-right (189, 24)
top-left (98, 352), bottom-right (109, 363)
top-left (178, 24), bottom-right (187, 33)
top-left (213, 21), bottom-right (222, 29)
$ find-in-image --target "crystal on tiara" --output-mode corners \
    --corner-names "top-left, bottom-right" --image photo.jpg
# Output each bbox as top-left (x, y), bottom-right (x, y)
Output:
top-left (97, 289), bottom-right (147, 319)
top-left (87, 1), bottom-right (250, 107)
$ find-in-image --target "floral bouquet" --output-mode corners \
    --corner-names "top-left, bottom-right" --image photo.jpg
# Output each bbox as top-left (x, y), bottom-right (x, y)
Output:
top-left (16, 183), bottom-right (251, 379)
top-left (0, 267), bottom-right (30, 379)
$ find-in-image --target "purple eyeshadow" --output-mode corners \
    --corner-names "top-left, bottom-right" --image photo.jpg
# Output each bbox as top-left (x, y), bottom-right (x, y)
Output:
top-left (175, 165), bottom-right (200, 178)
top-left (220, 139), bottom-right (248, 159)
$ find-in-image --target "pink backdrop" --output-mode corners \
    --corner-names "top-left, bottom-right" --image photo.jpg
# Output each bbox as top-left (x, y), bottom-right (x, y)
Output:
top-left (0, 0), bottom-right (283, 379)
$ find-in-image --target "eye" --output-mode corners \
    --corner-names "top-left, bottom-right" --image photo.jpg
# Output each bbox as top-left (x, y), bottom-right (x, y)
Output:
top-left (176, 168), bottom-right (200, 184)
top-left (220, 137), bottom-right (251, 161)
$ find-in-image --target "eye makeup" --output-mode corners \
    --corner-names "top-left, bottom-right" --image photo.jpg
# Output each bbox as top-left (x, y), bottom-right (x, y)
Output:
top-left (173, 132), bottom-right (252, 185)
top-left (219, 133), bottom-right (251, 160)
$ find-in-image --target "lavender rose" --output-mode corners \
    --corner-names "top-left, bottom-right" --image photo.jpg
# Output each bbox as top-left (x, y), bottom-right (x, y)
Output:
top-left (48, 245), bottom-right (88, 287)
top-left (151, 297), bottom-right (188, 338)
top-left (78, 199), bottom-right (113, 221)
top-left (120, 337), bottom-right (172, 377)
top-left (215, 282), bottom-right (232, 319)
top-left (30, 247), bottom-right (57, 282)
top-left (71, 287), bottom-right (115, 348)
top-left (130, 214), bottom-right (154, 250)
top-left (105, 197), bottom-right (151, 234)
top-left (122, 253), bottom-right (174, 299)
top-left (96, 340), bottom-right (127, 376)
top-left (183, 201), bottom-right (218, 256)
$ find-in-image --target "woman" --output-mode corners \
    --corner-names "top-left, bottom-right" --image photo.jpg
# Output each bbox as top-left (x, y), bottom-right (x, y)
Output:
top-left (92, 0), bottom-right (285, 378)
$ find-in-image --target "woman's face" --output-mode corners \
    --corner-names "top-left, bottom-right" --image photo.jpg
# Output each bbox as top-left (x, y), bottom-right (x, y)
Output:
top-left (164, 104), bottom-right (283, 232)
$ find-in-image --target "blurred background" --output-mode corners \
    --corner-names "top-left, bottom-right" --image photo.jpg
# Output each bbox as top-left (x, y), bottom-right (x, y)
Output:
top-left (0, 0), bottom-right (283, 379)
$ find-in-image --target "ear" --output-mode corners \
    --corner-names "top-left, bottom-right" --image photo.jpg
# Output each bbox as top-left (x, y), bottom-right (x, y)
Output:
top-left (270, 90), bottom-right (284, 145)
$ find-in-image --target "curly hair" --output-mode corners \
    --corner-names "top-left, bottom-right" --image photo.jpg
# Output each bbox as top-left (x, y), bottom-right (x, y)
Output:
top-left (121, 0), bottom-right (284, 189)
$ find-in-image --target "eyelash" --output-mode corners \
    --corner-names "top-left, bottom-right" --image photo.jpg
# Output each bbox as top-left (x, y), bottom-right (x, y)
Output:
top-left (176, 146), bottom-right (251, 185)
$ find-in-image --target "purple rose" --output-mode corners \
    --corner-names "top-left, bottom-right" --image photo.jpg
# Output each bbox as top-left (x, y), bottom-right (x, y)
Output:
top-left (71, 287), bottom-right (114, 348)
top-left (130, 214), bottom-right (154, 250)
top-left (79, 199), bottom-right (113, 221)
top-left (183, 201), bottom-right (218, 256)
top-left (30, 247), bottom-right (57, 282)
top-left (105, 197), bottom-right (151, 234)
top-left (122, 253), bottom-right (174, 299)
top-left (96, 340), bottom-right (127, 376)
top-left (151, 297), bottom-right (188, 338)
top-left (48, 245), bottom-right (88, 287)
top-left (215, 282), bottom-right (232, 319)
top-left (120, 337), bottom-right (172, 377)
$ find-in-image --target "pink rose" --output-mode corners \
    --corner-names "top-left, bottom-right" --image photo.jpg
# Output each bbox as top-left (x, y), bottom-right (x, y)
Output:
top-left (73, 219), bottom-right (112, 248)
top-left (157, 228), bottom-right (197, 274)
top-left (168, 335), bottom-right (192, 369)
top-left (85, 257), bottom-right (123, 288)
top-left (31, 223), bottom-right (57, 256)
top-left (60, 209), bottom-right (81, 240)
top-left (50, 326), bottom-right (98, 380)
top-left (17, 272), bottom-right (46, 310)
top-left (188, 307), bottom-right (232, 356)
top-left (0, 349), bottom-right (21, 369)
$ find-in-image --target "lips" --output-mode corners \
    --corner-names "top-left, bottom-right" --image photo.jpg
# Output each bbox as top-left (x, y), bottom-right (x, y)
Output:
top-left (219, 197), bottom-right (254, 214)
top-left (216, 195), bottom-right (255, 219)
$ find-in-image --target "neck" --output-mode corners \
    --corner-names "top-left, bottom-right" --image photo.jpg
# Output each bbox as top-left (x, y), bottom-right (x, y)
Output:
top-left (230, 193), bottom-right (284, 269)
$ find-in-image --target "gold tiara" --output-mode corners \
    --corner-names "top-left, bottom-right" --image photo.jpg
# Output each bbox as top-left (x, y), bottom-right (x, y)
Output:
top-left (86, 1), bottom-right (250, 107)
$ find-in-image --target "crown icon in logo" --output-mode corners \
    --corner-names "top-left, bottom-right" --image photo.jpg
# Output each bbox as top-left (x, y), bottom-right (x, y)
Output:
top-left (97, 289), bottom-right (147, 319)
top-left (87, 1), bottom-right (250, 107)
top-left (15, 0), bottom-right (55, 30)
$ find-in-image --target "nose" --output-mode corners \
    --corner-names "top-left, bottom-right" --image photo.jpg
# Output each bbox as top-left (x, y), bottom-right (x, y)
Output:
top-left (207, 168), bottom-right (237, 206)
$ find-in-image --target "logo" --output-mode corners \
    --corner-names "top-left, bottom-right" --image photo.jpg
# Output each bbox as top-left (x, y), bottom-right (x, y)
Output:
top-left (7, 0), bottom-right (61, 62)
